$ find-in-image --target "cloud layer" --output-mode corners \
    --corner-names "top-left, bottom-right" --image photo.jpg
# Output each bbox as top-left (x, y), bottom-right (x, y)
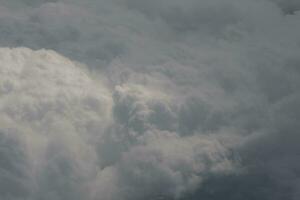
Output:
top-left (0, 47), bottom-right (238, 200)
top-left (0, 0), bottom-right (300, 200)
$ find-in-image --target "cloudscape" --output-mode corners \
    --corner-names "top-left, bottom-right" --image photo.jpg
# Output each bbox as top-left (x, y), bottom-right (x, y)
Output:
top-left (0, 0), bottom-right (300, 200)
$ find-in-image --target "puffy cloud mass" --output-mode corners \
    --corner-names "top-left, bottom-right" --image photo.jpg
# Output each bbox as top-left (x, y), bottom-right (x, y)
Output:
top-left (0, 48), bottom-right (237, 200)
top-left (0, 0), bottom-right (300, 200)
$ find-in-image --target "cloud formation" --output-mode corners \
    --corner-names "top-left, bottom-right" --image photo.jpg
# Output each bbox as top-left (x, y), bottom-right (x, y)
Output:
top-left (0, 48), bottom-right (238, 200)
top-left (0, 0), bottom-right (299, 200)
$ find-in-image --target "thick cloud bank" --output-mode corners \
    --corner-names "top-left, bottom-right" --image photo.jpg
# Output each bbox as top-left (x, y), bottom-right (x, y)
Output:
top-left (0, 0), bottom-right (300, 200)
top-left (0, 48), bottom-right (237, 200)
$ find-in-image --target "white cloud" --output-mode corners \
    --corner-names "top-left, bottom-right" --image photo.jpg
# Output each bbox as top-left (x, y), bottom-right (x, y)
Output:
top-left (0, 48), bottom-right (239, 200)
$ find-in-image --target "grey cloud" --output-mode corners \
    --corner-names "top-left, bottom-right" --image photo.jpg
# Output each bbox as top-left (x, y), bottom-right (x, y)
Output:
top-left (0, 0), bottom-right (300, 200)
top-left (270, 0), bottom-right (300, 14)
top-left (0, 48), bottom-right (238, 200)
top-left (0, 131), bottom-right (31, 200)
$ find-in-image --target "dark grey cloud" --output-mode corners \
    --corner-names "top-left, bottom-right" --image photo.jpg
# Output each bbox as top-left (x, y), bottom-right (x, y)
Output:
top-left (0, 0), bottom-right (300, 200)
top-left (270, 0), bottom-right (300, 14)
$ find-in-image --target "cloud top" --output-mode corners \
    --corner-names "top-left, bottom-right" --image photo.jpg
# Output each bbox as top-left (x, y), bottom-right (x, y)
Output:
top-left (0, 0), bottom-right (300, 199)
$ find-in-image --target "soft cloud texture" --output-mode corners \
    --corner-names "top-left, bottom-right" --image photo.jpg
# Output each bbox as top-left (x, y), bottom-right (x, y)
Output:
top-left (0, 0), bottom-right (300, 200)
top-left (0, 48), bottom-right (238, 200)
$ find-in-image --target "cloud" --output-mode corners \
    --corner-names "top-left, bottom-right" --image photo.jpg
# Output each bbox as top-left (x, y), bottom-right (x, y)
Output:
top-left (0, 48), bottom-right (239, 200)
top-left (270, 0), bottom-right (300, 14)
top-left (0, 0), bottom-right (299, 200)
top-left (0, 47), bottom-right (112, 200)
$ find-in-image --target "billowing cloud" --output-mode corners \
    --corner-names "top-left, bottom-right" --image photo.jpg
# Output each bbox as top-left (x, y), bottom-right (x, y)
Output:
top-left (0, 48), bottom-right (238, 200)
top-left (0, 0), bottom-right (300, 200)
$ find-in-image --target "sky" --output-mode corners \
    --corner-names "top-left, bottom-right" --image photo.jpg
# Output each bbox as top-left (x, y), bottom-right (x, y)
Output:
top-left (0, 0), bottom-right (300, 200)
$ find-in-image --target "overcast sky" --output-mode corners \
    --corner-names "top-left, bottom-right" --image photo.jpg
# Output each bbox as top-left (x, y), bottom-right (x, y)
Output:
top-left (0, 0), bottom-right (300, 200)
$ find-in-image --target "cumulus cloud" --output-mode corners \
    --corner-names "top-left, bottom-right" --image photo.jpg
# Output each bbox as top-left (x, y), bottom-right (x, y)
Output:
top-left (0, 47), bottom-right (112, 200)
top-left (0, 0), bottom-right (300, 200)
top-left (0, 48), bottom-right (238, 200)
